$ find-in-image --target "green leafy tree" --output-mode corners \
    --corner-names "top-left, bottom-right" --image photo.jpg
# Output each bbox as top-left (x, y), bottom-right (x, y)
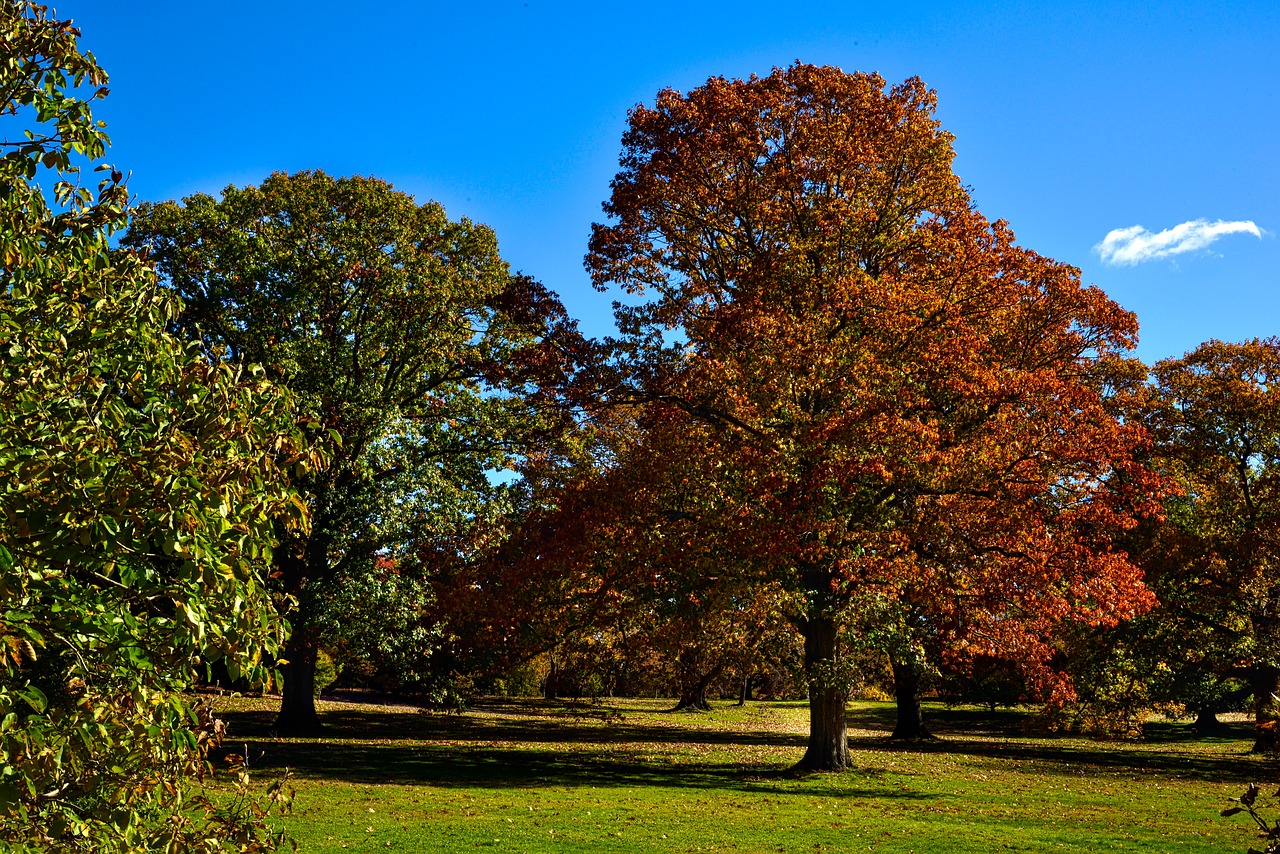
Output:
top-left (313, 554), bottom-right (442, 694)
top-left (1055, 340), bottom-right (1280, 745)
top-left (125, 171), bottom-right (582, 732)
top-left (1139, 338), bottom-right (1280, 752)
top-left (1, 2), bottom-right (312, 849)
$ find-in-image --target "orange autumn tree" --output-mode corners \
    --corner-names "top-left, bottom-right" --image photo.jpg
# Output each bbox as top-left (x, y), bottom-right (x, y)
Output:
top-left (587, 63), bottom-right (1162, 771)
top-left (455, 402), bottom-right (794, 705)
top-left (563, 410), bottom-right (797, 710)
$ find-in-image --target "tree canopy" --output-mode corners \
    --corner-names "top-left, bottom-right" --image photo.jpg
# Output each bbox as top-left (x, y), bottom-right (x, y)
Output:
top-left (1, 2), bottom-right (312, 848)
top-left (1139, 338), bottom-right (1280, 752)
top-left (587, 63), bottom-right (1163, 770)
top-left (5, 3), bottom-right (1264, 829)
top-left (124, 170), bottom-right (584, 732)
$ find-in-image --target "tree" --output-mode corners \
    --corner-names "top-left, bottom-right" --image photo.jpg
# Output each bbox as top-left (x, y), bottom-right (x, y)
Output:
top-left (445, 397), bottom-right (802, 708)
top-left (838, 594), bottom-right (941, 740)
top-left (125, 171), bottom-right (581, 733)
top-left (312, 553), bottom-right (442, 695)
top-left (556, 409), bottom-right (795, 712)
top-left (587, 63), bottom-right (1160, 770)
top-left (1, 2), bottom-right (310, 848)
top-left (1140, 338), bottom-right (1280, 752)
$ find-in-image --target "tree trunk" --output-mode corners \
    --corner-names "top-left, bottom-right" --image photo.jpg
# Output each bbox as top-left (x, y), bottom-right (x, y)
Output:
top-left (673, 651), bottom-right (719, 711)
top-left (544, 656), bottom-right (559, 700)
top-left (675, 677), bottom-right (712, 711)
top-left (1251, 664), bottom-right (1280, 754)
top-left (890, 657), bottom-right (932, 740)
top-left (1194, 680), bottom-right (1252, 735)
top-left (275, 627), bottom-right (322, 735)
top-left (794, 616), bottom-right (849, 772)
top-left (1192, 706), bottom-right (1225, 734)
top-left (1190, 698), bottom-right (1231, 735)
top-left (672, 643), bottom-right (721, 712)
top-left (273, 531), bottom-right (328, 735)
top-left (737, 674), bottom-right (752, 707)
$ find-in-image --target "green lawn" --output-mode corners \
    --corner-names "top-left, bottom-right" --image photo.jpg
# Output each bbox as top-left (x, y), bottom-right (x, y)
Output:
top-left (210, 695), bottom-right (1278, 853)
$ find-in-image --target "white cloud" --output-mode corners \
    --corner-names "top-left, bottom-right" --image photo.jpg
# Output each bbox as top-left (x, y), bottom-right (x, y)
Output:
top-left (1095, 218), bottom-right (1263, 266)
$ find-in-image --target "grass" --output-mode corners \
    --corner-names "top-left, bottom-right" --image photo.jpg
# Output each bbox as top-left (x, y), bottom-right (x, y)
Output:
top-left (208, 694), bottom-right (1279, 853)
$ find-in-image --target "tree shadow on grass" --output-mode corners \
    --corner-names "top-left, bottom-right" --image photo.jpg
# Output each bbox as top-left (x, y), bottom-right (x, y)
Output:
top-left (846, 703), bottom-right (1275, 785)
top-left (218, 698), bottom-right (1275, 793)
top-left (850, 734), bottom-right (1275, 784)
top-left (221, 701), bottom-right (808, 750)
top-left (230, 739), bottom-right (925, 802)
top-left (851, 701), bottom-right (1260, 744)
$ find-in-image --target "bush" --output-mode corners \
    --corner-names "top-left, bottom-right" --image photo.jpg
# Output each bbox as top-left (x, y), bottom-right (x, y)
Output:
top-left (313, 650), bottom-right (341, 698)
top-left (1222, 783), bottom-right (1280, 853)
top-left (853, 684), bottom-right (892, 703)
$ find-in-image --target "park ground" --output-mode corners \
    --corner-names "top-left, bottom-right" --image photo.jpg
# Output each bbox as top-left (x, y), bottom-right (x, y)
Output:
top-left (211, 695), bottom-right (1278, 853)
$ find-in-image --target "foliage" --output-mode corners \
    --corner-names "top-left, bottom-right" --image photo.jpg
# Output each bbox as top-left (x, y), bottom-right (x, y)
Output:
top-left (587, 63), bottom-right (1163, 769)
top-left (312, 649), bottom-right (340, 698)
top-left (124, 170), bottom-right (584, 730)
top-left (0, 2), bottom-right (311, 849)
top-left (315, 555), bottom-right (440, 695)
top-left (1222, 783), bottom-right (1280, 854)
top-left (459, 400), bottom-right (804, 709)
top-left (1139, 338), bottom-right (1280, 751)
top-left (1047, 634), bottom-right (1175, 739)
top-left (1032, 340), bottom-right (1280, 743)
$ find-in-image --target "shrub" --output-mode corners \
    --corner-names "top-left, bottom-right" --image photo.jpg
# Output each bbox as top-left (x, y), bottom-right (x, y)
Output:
top-left (1222, 783), bottom-right (1280, 853)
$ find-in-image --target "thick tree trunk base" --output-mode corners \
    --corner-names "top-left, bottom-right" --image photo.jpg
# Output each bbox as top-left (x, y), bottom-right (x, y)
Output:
top-left (275, 698), bottom-right (324, 735)
top-left (793, 715), bottom-right (851, 774)
top-left (673, 697), bottom-right (713, 712)
top-left (274, 634), bottom-right (323, 736)
top-left (889, 722), bottom-right (936, 741)
top-left (796, 615), bottom-right (850, 773)
top-left (1192, 709), bottom-right (1228, 736)
top-left (673, 683), bottom-right (712, 711)
top-left (788, 747), bottom-right (849, 773)
top-left (673, 670), bottom-right (716, 711)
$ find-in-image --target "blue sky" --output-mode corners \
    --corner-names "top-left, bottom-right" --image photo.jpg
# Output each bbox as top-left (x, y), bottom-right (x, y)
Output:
top-left (73, 1), bottom-right (1277, 363)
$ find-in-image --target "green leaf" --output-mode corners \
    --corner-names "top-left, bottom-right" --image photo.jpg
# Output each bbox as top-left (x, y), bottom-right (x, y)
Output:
top-left (17, 686), bottom-right (46, 714)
